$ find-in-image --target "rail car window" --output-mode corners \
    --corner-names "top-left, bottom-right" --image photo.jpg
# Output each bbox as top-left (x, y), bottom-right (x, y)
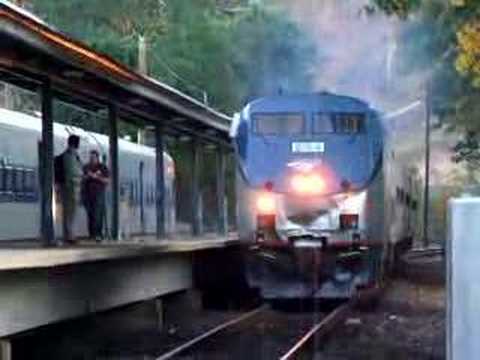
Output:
top-left (406, 194), bottom-right (411, 207)
top-left (253, 113), bottom-right (304, 135)
top-left (4, 168), bottom-right (12, 192)
top-left (15, 169), bottom-right (23, 193)
top-left (134, 181), bottom-right (139, 205)
top-left (10, 168), bottom-right (17, 192)
top-left (24, 169), bottom-right (35, 193)
top-left (313, 113), bottom-right (335, 133)
top-left (396, 187), bottom-right (402, 203)
top-left (129, 182), bottom-right (134, 204)
top-left (147, 184), bottom-right (153, 205)
top-left (120, 182), bottom-right (126, 198)
top-left (0, 166), bottom-right (4, 192)
top-left (397, 188), bottom-right (406, 204)
top-left (411, 200), bottom-right (418, 211)
top-left (151, 184), bottom-right (156, 205)
top-left (332, 113), bottom-right (364, 134)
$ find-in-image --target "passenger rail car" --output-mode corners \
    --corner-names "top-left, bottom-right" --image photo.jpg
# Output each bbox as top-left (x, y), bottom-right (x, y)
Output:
top-left (0, 108), bottom-right (176, 241)
top-left (231, 92), bottom-right (419, 299)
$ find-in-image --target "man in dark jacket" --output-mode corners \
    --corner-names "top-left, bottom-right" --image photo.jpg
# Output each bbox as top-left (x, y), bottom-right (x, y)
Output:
top-left (83, 150), bottom-right (109, 241)
top-left (56, 135), bottom-right (83, 244)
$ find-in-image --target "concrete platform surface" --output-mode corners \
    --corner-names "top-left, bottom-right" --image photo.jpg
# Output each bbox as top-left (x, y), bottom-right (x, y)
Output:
top-left (0, 233), bottom-right (240, 271)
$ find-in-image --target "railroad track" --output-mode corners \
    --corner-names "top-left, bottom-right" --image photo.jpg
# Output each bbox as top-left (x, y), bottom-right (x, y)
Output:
top-left (155, 301), bottom-right (352, 360)
top-left (400, 247), bottom-right (445, 285)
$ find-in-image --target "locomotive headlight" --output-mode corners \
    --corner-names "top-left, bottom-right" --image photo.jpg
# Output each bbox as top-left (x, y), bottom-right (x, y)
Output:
top-left (340, 191), bottom-right (367, 213)
top-left (291, 174), bottom-right (325, 195)
top-left (256, 192), bottom-right (276, 214)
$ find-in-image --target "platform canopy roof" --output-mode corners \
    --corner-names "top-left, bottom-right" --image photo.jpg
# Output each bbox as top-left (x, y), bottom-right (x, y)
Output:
top-left (0, 0), bottom-right (232, 145)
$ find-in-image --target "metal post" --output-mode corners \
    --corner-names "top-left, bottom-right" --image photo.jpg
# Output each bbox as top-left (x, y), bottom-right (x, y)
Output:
top-left (108, 104), bottom-right (119, 240)
top-left (40, 81), bottom-right (55, 246)
top-left (0, 339), bottom-right (11, 360)
top-left (216, 147), bottom-right (228, 236)
top-left (155, 125), bottom-right (166, 238)
top-left (423, 80), bottom-right (431, 248)
top-left (232, 153), bottom-right (238, 232)
top-left (191, 139), bottom-right (202, 236)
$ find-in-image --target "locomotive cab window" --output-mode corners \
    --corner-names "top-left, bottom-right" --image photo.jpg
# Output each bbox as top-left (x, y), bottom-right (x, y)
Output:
top-left (253, 113), bottom-right (304, 135)
top-left (332, 113), bottom-right (364, 134)
top-left (313, 113), bottom-right (335, 133)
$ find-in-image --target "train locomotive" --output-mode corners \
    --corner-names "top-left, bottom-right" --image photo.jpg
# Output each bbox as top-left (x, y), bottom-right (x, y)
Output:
top-left (231, 92), bottom-right (419, 299)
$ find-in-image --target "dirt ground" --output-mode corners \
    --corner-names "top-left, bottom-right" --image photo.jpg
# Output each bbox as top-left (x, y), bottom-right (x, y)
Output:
top-left (312, 280), bottom-right (445, 360)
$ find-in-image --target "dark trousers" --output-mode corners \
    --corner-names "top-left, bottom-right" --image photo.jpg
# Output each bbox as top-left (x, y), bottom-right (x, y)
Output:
top-left (60, 185), bottom-right (78, 243)
top-left (84, 192), bottom-right (106, 239)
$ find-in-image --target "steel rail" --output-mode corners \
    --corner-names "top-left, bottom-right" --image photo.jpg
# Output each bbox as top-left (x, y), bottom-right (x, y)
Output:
top-left (279, 302), bottom-right (352, 360)
top-left (155, 305), bottom-right (266, 360)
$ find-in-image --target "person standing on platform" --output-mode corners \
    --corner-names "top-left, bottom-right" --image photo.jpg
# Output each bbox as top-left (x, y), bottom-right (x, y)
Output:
top-left (83, 150), bottom-right (109, 242)
top-left (55, 134), bottom-right (83, 245)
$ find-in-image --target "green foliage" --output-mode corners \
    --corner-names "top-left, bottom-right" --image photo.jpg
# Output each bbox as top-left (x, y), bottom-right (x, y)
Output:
top-left (229, 6), bottom-right (315, 101)
top-left (33, 0), bottom-right (166, 69)
top-left (453, 131), bottom-right (480, 165)
top-left (372, 0), bottom-right (480, 165)
top-left (372, 0), bottom-right (421, 18)
top-left (32, 0), bottom-right (315, 113)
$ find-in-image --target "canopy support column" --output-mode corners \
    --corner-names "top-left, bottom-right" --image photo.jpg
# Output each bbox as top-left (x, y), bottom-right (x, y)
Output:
top-left (40, 80), bottom-right (55, 246)
top-left (191, 139), bottom-right (202, 236)
top-left (108, 104), bottom-right (119, 240)
top-left (216, 147), bottom-right (228, 236)
top-left (156, 125), bottom-right (166, 239)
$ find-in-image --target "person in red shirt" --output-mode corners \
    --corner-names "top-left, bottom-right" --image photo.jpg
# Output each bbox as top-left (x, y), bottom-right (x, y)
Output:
top-left (83, 150), bottom-right (109, 241)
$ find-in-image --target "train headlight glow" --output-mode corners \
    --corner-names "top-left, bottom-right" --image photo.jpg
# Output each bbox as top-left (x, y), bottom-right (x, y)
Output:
top-left (340, 191), bottom-right (367, 213)
top-left (290, 174), bottom-right (325, 195)
top-left (256, 193), bottom-right (276, 214)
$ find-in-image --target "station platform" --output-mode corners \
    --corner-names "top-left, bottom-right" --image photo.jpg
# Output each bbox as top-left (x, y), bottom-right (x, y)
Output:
top-left (0, 233), bottom-right (241, 339)
top-left (0, 233), bottom-right (240, 271)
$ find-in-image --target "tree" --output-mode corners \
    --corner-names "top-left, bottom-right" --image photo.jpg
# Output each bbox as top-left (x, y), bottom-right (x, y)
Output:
top-left (32, 0), bottom-right (315, 113)
top-left (229, 5), bottom-right (315, 102)
top-left (372, 0), bottom-right (421, 18)
top-left (370, 0), bottom-right (480, 167)
top-left (33, 0), bottom-right (167, 69)
top-left (456, 19), bottom-right (480, 88)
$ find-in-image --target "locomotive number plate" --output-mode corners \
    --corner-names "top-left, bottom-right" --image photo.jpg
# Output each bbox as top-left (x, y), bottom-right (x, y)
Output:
top-left (291, 142), bottom-right (325, 153)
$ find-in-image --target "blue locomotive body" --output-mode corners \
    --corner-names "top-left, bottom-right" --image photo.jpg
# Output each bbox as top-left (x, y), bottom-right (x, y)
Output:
top-left (232, 92), bottom-right (416, 299)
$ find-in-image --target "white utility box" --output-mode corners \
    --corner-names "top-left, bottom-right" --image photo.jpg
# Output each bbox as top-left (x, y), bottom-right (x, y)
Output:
top-left (448, 197), bottom-right (480, 360)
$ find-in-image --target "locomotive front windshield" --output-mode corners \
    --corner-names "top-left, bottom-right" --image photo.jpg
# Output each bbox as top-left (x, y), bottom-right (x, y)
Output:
top-left (313, 113), bottom-right (364, 134)
top-left (253, 113), bottom-right (304, 135)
